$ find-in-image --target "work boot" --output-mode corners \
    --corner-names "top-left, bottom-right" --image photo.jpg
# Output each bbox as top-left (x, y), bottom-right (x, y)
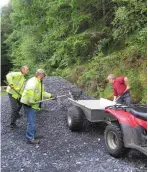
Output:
top-left (17, 113), bottom-right (23, 119)
top-left (26, 139), bottom-right (40, 144)
top-left (35, 135), bottom-right (44, 139)
top-left (10, 123), bottom-right (18, 129)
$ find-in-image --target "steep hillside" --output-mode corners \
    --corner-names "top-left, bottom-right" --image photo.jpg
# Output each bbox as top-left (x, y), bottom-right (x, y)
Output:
top-left (1, 0), bottom-right (147, 102)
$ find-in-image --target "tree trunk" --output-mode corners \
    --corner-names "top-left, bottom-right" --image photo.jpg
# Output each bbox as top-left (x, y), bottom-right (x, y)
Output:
top-left (102, 0), bottom-right (105, 18)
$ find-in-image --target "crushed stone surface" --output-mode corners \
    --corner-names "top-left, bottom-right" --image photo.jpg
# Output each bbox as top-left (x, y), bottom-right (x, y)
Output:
top-left (1, 77), bottom-right (147, 172)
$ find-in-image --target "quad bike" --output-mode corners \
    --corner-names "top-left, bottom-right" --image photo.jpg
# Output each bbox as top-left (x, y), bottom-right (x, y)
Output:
top-left (67, 98), bottom-right (147, 157)
top-left (104, 104), bottom-right (147, 157)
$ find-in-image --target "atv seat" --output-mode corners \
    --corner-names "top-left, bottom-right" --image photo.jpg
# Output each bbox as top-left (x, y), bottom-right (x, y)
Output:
top-left (130, 107), bottom-right (147, 121)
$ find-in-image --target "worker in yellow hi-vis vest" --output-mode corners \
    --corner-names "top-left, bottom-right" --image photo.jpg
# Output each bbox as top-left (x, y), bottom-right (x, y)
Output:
top-left (21, 69), bottom-right (53, 144)
top-left (6, 66), bottom-right (29, 128)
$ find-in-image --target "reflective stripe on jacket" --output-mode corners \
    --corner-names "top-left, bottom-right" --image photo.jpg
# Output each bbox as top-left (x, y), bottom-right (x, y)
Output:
top-left (6, 72), bottom-right (26, 99)
top-left (20, 77), bottom-right (52, 111)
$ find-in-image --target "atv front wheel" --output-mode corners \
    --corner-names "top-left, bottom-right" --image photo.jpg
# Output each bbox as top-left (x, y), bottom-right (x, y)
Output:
top-left (104, 123), bottom-right (129, 157)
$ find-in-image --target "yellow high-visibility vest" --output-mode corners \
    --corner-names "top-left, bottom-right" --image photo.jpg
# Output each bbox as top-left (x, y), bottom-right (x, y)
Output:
top-left (6, 72), bottom-right (26, 99)
top-left (20, 77), bottom-right (52, 110)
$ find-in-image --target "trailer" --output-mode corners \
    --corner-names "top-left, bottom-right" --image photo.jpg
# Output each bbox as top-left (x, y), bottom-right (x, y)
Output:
top-left (67, 98), bottom-right (116, 130)
top-left (67, 98), bottom-right (147, 157)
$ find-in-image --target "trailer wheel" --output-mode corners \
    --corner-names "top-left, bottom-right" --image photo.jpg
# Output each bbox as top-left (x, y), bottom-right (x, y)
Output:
top-left (104, 123), bottom-right (128, 157)
top-left (67, 106), bottom-right (84, 131)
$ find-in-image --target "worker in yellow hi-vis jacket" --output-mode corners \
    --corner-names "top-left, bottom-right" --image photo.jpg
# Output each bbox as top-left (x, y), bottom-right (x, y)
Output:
top-left (21, 69), bottom-right (53, 144)
top-left (6, 66), bottom-right (29, 128)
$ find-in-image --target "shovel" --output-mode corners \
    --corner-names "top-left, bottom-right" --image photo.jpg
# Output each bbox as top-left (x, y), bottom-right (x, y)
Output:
top-left (115, 89), bottom-right (130, 102)
top-left (4, 80), bottom-right (22, 100)
top-left (34, 91), bottom-right (74, 104)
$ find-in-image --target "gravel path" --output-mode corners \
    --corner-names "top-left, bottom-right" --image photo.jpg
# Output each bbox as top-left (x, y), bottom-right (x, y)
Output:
top-left (1, 77), bottom-right (147, 172)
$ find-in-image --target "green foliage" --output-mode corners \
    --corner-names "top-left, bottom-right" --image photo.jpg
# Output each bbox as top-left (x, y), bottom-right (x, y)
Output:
top-left (60, 40), bottom-right (146, 103)
top-left (98, 38), bottom-right (110, 55)
top-left (112, 0), bottom-right (146, 40)
top-left (2, 0), bottom-right (146, 102)
top-left (1, 3), bottom-right (13, 81)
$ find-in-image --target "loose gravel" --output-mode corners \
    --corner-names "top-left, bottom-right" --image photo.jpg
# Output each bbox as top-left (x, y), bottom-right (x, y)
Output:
top-left (1, 77), bottom-right (147, 172)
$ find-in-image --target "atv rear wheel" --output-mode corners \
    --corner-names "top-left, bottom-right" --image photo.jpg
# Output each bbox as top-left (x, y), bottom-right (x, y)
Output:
top-left (67, 106), bottom-right (84, 131)
top-left (105, 123), bottom-right (129, 157)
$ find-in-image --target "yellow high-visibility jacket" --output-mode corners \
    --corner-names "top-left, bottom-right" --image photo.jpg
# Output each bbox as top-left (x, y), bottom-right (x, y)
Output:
top-left (6, 72), bottom-right (26, 99)
top-left (20, 77), bottom-right (52, 110)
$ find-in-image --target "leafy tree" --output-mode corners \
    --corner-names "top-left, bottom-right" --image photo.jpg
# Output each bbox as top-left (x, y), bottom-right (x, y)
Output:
top-left (1, 3), bottom-right (13, 82)
top-left (112, 0), bottom-right (146, 40)
top-left (2, 0), bottom-right (146, 102)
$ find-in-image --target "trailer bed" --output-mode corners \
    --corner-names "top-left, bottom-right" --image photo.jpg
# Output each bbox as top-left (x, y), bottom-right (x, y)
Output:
top-left (68, 98), bottom-right (116, 122)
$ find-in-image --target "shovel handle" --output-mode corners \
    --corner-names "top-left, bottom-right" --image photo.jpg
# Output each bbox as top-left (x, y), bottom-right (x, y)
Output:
top-left (115, 89), bottom-right (130, 102)
top-left (34, 93), bottom-right (72, 104)
top-left (4, 80), bottom-right (22, 97)
top-left (34, 98), bottom-right (55, 104)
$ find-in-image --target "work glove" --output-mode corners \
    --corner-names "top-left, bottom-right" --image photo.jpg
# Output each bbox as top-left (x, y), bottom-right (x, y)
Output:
top-left (23, 104), bottom-right (32, 108)
top-left (10, 84), bottom-right (14, 89)
top-left (113, 98), bottom-right (116, 102)
top-left (52, 96), bottom-right (57, 100)
top-left (10, 84), bottom-right (20, 91)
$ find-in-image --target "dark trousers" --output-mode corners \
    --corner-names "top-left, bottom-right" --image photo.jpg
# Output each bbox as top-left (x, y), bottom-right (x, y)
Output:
top-left (8, 94), bottom-right (22, 124)
top-left (116, 92), bottom-right (132, 106)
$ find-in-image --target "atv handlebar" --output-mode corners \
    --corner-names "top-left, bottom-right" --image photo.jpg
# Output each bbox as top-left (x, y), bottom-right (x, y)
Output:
top-left (106, 104), bottom-right (147, 111)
